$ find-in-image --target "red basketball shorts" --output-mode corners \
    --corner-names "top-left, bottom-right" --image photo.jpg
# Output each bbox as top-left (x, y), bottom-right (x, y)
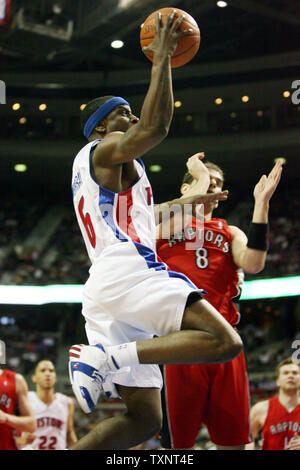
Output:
top-left (162, 350), bottom-right (251, 448)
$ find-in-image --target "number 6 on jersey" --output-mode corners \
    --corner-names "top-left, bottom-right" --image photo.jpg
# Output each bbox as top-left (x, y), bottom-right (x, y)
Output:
top-left (78, 196), bottom-right (96, 248)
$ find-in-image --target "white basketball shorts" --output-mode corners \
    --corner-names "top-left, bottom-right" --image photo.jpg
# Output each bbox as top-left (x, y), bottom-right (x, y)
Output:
top-left (82, 242), bottom-right (203, 397)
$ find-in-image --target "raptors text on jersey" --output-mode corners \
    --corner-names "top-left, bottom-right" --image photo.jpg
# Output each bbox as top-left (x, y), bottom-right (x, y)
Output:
top-left (157, 217), bottom-right (242, 326)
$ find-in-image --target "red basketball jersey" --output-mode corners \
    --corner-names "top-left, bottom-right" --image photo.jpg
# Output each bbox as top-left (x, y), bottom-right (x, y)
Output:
top-left (156, 217), bottom-right (240, 326)
top-left (262, 397), bottom-right (300, 450)
top-left (0, 370), bottom-right (18, 450)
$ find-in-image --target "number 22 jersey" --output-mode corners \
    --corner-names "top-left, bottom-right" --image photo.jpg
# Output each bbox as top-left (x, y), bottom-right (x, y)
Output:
top-left (156, 217), bottom-right (241, 326)
top-left (27, 391), bottom-right (68, 450)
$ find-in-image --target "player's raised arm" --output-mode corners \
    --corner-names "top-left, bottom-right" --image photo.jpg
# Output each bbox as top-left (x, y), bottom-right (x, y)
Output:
top-left (1, 374), bottom-right (37, 434)
top-left (230, 160), bottom-right (282, 274)
top-left (155, 154), bottom-right (228, 238)
top-left (155, 190), bottom-right (228, 240)
top-left (245, 400), bottom-right (269, 450)
top-left (92, 11), bottom-right (192, 166)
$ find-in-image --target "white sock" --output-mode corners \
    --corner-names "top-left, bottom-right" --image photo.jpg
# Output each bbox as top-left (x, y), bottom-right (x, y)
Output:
top-left (105, 342), bottom-right (139, 370)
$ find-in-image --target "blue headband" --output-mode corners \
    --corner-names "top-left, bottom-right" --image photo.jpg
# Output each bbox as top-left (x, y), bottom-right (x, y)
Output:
top-left (83, 96), bottom-right (130, 138)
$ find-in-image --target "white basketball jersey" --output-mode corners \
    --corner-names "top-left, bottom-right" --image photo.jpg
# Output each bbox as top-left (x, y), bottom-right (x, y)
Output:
top-left (28, 391), bottom-right (69, 450)
top-left (71, 139), bottom-right (157, 265)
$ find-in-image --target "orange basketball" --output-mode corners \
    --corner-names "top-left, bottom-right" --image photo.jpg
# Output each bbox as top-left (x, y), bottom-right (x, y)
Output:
top-left (140, 7), bottom-right (200, 68)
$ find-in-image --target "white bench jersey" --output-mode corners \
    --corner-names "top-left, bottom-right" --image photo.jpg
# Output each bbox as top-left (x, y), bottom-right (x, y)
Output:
top-left (28, 391), bottom-right (68, 450)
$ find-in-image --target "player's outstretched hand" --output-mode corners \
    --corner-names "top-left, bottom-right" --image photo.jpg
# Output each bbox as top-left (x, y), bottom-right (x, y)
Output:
top-left (182, 190), bottom-right (229, 208)
top-left (142, 10), bottom-right (193, 60)
top-left (253, 160), bottom-right (282, 204)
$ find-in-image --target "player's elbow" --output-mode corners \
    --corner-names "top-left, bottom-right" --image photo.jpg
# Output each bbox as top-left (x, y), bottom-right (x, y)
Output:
top-left (244, 261), bottom-right (265, 274)
top-left (158, 123), bottom-right (170, 139)
top-left (250, 266), bottom-right (264, 275)
top-left (241, 249), bottom-right (267, 274)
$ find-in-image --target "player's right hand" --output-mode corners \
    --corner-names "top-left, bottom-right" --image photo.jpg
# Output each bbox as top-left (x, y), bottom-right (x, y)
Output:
top-left (143, 10), bottom-right (193, 61)
top-left (253, 160), bottom-right (282, 204)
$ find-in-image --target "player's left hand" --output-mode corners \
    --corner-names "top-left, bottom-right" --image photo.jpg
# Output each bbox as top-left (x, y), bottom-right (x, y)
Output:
top-left (253, 160), bottom-right (282, 204)
top-left (284, 433), bottom-right (300, 450)
top-left (23, 432), bottom-right (36, 445)
top-left (14, 432), bottom-right (36, 448)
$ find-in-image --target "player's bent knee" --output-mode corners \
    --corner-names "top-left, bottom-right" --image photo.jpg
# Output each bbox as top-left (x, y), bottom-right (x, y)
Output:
top-left (144, 406), bottom-right (162, 435)
top-left (126, 406), bottom-right (162, 439)
top-left (146, 411), bottom-right (162, 437)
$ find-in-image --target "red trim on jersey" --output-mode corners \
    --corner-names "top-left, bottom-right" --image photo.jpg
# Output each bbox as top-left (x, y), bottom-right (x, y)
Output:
top-left (116, 188), bottom-right (141, 243)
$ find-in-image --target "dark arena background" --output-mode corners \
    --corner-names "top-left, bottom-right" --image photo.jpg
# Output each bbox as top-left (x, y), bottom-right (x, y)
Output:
top-left (0, 0), bottom-right (299, 451)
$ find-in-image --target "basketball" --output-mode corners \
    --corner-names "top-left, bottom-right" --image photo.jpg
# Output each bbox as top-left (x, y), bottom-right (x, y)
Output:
top-left (140, 7), bottom-right (200, 68)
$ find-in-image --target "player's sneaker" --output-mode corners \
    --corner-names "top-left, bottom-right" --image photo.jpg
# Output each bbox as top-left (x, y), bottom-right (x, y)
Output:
top-left (69, 343), bottom-right (112, 413)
